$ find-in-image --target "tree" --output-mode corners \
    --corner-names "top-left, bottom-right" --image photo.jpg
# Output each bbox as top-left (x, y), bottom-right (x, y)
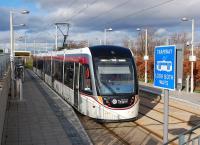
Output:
top-left (135, 29), bottom-right (160, 56)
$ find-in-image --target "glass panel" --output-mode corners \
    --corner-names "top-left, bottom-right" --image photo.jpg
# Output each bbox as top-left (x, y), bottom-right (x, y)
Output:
top-left (95, 58), bottom-right (134, 95)
top-left (64, 62), bottom-right (74, 89)
top-left (80, 65), bottom-right (92, 94)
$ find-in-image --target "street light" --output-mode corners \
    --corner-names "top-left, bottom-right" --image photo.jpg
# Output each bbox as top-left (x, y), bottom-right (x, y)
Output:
top-left (21, 10), bottom-right (30, 14)
top-left (55, 25), bottom-right (58, 50)
top-left (10, 10), bottom-right (29, 99)
top-left (181, 17), bottom-right (196, 93)
top-left (104, 28), bottom-right (112, 45)
top-left (13, 24), bottom-right (26, 27)
top-left (137, 28), bottom-right (149, 83)
top-left (96, 38), bottom-right (102, 45)
top-left (24, 31), bottom-right (27, 51)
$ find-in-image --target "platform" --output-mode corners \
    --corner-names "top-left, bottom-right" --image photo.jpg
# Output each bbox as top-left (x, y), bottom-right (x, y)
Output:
top-left (2, 70), bottom-right (92, 145)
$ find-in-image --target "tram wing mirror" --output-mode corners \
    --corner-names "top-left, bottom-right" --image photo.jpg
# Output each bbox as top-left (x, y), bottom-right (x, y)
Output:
top-left (85, 67), bottom-right (90, 79)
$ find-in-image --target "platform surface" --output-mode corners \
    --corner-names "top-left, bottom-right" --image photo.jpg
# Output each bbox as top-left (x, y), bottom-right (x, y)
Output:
top-left (2, 70), bottom-right (92, 145)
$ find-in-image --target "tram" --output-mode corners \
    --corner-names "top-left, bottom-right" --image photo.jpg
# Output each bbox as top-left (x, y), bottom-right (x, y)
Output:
top-left (33, 45), bottom-right (139, 121)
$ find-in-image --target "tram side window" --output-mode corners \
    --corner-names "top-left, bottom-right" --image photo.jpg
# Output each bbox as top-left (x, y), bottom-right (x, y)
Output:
top-left (53, 60), bottom-right (58, 80)
top-left (44, 59), bottom-right (47, 74)
top-left (48, 60), bottom-right (52, 75)
top-left (37, 59), bottom-right (40, 69)
top-left (36, 59), bottom-right (39, 69)
top-left (52, 60), bottom-right (56, 78)
top-left (64, 62), bottom-right (74, 89)
top-left (59, 61), bottom-right (63, 82)
top-left (38, 59), bottom-right (43, 70)
top-left (33, 58), bottom-right (36, 67)
top-left (80, 65), bottom-right (92, 94)
top-left (45, 60), bottom-right (49, 75)
top-left (53, 60), bottom-right (63, 82)
top-left (45, 60), bottom-right (51, 75)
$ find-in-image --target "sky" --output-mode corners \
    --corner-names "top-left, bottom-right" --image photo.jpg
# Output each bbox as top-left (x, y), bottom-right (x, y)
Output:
top-left (1, 0), bottom-right (200, 48)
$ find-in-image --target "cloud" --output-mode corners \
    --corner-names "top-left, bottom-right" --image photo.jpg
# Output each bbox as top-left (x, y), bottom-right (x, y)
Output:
top-left (1, 0), bottom-right (200, 44)
top-left (155, 28), bottom-right (168, 36)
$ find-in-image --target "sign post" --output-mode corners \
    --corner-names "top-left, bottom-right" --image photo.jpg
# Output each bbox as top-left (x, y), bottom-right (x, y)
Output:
top-left (154, 45), bottom-right (176, 144)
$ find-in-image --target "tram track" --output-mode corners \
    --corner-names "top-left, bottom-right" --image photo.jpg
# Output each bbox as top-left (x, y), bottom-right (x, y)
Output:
top-left (78, 113), bottom-right (163, 145)
top-left (140, 98), bottom-right (200, 126)
top-left (141, 91), bottom-right (200, 115)
top-left (77, 113), bottom-right (132, 145)
top-left (138, 90), bottom-right (200, 144)
top-left (77, 108), bottom-right (163, 145)
top-left (139, 86), bottom-right (200, 116)
top-left (139, 90), bottom-right (200, 126)
top-left (77, 89), bottom-right (200, 145)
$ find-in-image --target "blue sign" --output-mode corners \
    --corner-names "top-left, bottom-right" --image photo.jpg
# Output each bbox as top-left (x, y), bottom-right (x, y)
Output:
top-left (154, 45), bottom-right (176, 90)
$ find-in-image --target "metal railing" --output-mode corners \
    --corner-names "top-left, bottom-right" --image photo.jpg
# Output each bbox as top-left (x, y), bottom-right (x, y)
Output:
top-left (139, 84), bottom-right (162, 95)
top-left (164, 123), bottom-right (200, 145)
top-left (0, 54), bottom-right (10, 80)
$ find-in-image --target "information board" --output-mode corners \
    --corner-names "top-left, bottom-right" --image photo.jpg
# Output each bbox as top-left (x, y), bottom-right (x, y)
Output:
top-left (154, 45), bottom-right (176, 90)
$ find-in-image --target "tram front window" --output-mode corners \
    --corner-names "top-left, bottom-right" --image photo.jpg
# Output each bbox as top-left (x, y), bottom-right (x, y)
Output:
top-left (95, 59), bottom-right (134, 95)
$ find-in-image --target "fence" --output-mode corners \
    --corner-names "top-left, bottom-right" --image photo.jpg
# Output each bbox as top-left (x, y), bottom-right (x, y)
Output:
top-left (0, 54), bottom-right (10, 144)
top-left (0, 54), bottom-right (10, 80)
top-left (164, 123), bottom-right (200, 145)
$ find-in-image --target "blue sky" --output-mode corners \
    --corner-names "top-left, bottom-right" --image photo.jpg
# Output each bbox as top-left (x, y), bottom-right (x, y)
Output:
top-left (0, 0), bottom-right (36, 11)
top-left (0, 0), bottom-right (47, 19)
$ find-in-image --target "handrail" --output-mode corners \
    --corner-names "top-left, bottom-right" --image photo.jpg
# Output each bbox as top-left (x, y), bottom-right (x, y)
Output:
top-left (164, 123), bottom-right (200, 145)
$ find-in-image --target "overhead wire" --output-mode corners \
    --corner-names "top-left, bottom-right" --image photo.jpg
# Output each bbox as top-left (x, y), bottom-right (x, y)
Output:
top-left (67, 0), bottom-right (80, 10)
top-left (66, 0), bottom-right (176, 31)
top-left (103, 0), bottom-right (176, 28)
top-left (30, 0), bottom-right (178, 43)
top-left (30, 0), bottom-right (82, 34)
top-left (83, 0), bottom-right (131, 24)
top-left (66, 0), bottom-right (99, 21)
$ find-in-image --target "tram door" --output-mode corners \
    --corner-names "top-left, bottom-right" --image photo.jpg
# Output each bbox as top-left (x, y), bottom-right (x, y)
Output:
top-left (74, 63), bottom-right (80, 109)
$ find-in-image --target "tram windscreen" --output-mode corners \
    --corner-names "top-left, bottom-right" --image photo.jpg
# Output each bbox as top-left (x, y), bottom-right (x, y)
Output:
top-left (95, 58), bottom-right (135, 95)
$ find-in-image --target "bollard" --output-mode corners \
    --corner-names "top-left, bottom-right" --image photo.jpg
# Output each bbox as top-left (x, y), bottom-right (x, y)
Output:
top-left (19, 78), bottom-right (23, 101)
top-left (16, 78), bottom-right (23, 101)
top-left (16, 78), bottom-right (20, 99)
top-left (15, 64), bottom-right (24, 101)
top-left (186, 75), bottom-right (190, 93)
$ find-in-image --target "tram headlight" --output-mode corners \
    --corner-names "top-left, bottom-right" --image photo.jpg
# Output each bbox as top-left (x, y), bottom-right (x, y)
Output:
top-left (130, 96), bottom-right (135, 105)
top-left (98, 96), bottom-right (103, 104)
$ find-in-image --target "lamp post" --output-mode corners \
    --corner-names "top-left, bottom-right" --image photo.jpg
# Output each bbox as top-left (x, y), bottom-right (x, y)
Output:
top-left (46, 41), bottom-right (48, 52)
top-left (137, 28), bottom-right (149, 83)
top-left (10, 10), bottom-right (29, 99)
top-left (24, 31), bottom-right (27, 51)
top-left (104, 28), bottom-right (112, 45)
top-left (181, 17), bottom-right (196, 93)
top-left (55, 25), bottom-right (58, 50)
top-left (95, 38), bottom-right (102, 45)
top-left (33, 40), bottom-right (36, 54)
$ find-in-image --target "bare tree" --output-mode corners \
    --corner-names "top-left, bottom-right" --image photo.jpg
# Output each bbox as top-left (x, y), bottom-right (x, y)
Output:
top-left (170, 32), bottom-right (188, 45)
top-left (135, 29), bottom-right (159, 56)
top-left (122, 39), bottom-right (137, 54)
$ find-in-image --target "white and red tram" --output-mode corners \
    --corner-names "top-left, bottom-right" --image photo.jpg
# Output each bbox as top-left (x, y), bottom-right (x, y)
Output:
top-left (33, 45), bottom-right (139, 121)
